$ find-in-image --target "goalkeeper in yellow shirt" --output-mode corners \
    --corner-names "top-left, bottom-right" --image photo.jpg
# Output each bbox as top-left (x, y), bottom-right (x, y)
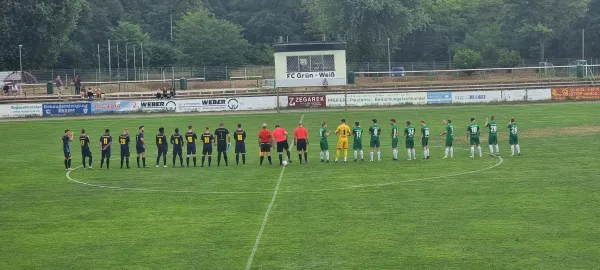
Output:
top-left (335, 119), bottom-right (352, 163)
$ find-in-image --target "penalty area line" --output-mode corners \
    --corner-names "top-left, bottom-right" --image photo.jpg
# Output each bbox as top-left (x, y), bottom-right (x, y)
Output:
top-left (244, 114), bottom-right (303, 270)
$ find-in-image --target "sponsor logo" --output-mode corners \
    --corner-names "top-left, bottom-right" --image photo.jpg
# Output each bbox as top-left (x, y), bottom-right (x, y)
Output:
top-left (427, 92), bottom-right (452, 104)
top-left (551, 87), bottom-right (600, 100)
top-left (140, 101), bottom-right (176, 111)
top-left (227, 99), bottom-right (239, 110)
top-left (42, 103), bottom-right (91, 117)
top-left (201, 99), bottom-right (226, 106)
top-left (288, 95), bottom-right (326, 108)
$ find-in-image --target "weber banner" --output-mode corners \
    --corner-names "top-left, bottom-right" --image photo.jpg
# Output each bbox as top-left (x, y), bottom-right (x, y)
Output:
top-left (92, 101), bottom-right (141, 114)
top-left (288, 95), bottom-right (327, 108)
top-left (327, 92), bottom-right (427, 107)
top-left (42, 103), bottom-right (91, 117)
top-left (174, 96), bottom-right (280, 113)
top-left (0, 103), bottom-right (43, 118)
top-left (139, 100), bottom-right (177, 112)
top-left (452, 91), bottom-right (501, 103)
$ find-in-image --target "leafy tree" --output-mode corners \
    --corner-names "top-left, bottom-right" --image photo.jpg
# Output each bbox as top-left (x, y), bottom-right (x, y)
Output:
top-left (146, 41), bottom-right (177, 67)
top-left (453, 48), bottom-right (482, 73)
top-left (0, 0), bottom-right (85, 69)
top-left (174, 8), bottom-right (249, 66)
top-left (110, 21), bottom-right (150, 45)
top-left (498, 50), bottom-right (522, 71)
top-left (303, 0), bottom-right (430, 62)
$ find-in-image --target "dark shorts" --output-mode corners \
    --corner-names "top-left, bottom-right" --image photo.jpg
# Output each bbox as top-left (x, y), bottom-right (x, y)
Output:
top-left (370, 139), bottom-right (380, 148)
top-left (235, 143), bottom-right (246, 154)
top-left (276, 141), bottom-right (289, 152)
top-left (121, 147), bottom-right (130, 157)
top-left (422, 138), bottom-right (429, 147)
top-left (405, 139), bottom-right (415, 149)
top-left (296, 139), bottom-right (307, 152)
top-left (173, 148), bottom-right (183, 156)
top-left (488, 135), bottom-right (498, 145)
top-left (158, 147), bottom-right (167, 156)
top-left (446, 138), bottom-right (453, 147)
top-left (509, 136), bottom-right (519, 145)
top-left (260, 143), bottom-right (271, 153)
top-left (187, 144), bottom-right (197, 155)
top-left (470, 137), bottom-right (480, 146)
top-left (217, 142), bottom-right (227, 152)
top-left (136, 145), bottom-right (145, 154)
top-left (202, 146), bottom-right (213, 155)
top-left (64, 149), bottom-right (71, 159)
top-left (81, 148), bottom-right (92, 157)
top-left (101, 149), bottom-right (111, 159)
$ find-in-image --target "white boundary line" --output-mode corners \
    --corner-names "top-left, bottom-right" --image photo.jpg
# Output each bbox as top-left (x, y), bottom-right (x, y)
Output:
top-left (65, 146), bottom-right (503, 194)
top-left (244, 114), bottom-right (304, 270)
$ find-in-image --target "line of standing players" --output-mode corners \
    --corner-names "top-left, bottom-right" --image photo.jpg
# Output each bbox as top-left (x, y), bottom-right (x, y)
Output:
top-left (62, 123), bottom-right (249, 170)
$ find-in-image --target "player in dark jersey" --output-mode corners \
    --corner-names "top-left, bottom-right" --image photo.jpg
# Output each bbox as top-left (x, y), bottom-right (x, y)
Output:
top-left (156, 127), bottom-right (168, 168)
top-left (214, 122), bottom-right (231, 166)
top-left (136, 126), bottom-right (148, 168)
top-left (63, 129), bottom-right (74, 171)
top-left (201, 126), bottom-right (214, 167)
top-left (171, 128), bottom-right (184, 168)
top-left (185, 125), bottom-right (198, 167)
top-left (233, 124), bottom-right (247, 166)
top-left (99, 129), bottom-right (112, 169)
top-left (119, 128), bottom-right (131, 169)
top-left (79, 129), bottom-right (93, 169)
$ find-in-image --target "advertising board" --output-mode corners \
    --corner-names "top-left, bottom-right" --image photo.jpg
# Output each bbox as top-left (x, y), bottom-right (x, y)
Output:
top-left (326, 92), bottom-right (427, 107)
top-left (42, 103), bottom-right (91, 117)
top-left (92, 101), bottom-right (141, 114)
top-left (551, 87), bottom-right (600, 100)
top-left (0, 103), bottom-right (43, 118)
top-left (452, 91), bottom-right (501, 103)
top-left (287, 95), bottom-right (327, 108)
top-left (427, 92), bottom-right (453, 104)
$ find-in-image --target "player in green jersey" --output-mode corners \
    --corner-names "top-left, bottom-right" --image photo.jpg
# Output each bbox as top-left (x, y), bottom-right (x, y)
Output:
top-left (508, 117), bottom-right (521, 156)
top-left (420, 120), bottom-right (430, 159)
top-left (404, 121), bottom-right (416, 160)
top-left (319, 122), bottom-right (330, 162)
top-left (467, 117), bottom-right (483, 158)
top-left (352, 121), bottom-right (364, 161)
top-left (440, 119), bottom-right (454, 159)
top-left (484, 116), bottom-right (500, 156)
top-left (390, 119), bottom-right (399, 160)
top-left (368, 119), bottom-right (382, 161)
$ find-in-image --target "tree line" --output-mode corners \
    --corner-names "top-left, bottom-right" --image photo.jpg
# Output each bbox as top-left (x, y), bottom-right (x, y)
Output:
top-left (0, 0), bottom-right (598, 70)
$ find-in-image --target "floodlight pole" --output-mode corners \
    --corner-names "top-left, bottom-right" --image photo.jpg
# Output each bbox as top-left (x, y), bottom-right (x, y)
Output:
top-left (108, 39), bottom-right (112, 82)
top-left (19, 45), bottom-right (23, 84)
top-left (582, 29), bottom-right (585, 60)
top-left (387, 38), bottom-right (391, 77)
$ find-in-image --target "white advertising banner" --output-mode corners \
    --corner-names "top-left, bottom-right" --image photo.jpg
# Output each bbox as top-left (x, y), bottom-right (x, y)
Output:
top-left (452, 91), bottom-right (502, 103)
top-left (326, 92), bottom-right (428, 107)
top-left (501, 89), bottom-right (552, 101)
top-left (173, 96), bottom-right (281, 113)
top-left (0, 103), bottom-right (43, 118)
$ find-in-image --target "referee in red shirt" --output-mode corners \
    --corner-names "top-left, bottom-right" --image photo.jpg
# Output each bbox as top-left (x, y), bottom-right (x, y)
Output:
top-left (294, 122), bottom-right (309, 164)
top-left (258, 124), bottom-right (272, 165)
top-left (273, 125), bottom-right (292, 165)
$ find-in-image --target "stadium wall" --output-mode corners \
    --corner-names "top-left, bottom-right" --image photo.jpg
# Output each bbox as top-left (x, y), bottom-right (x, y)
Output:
top-left (0, 87), bottom-right (584, 118)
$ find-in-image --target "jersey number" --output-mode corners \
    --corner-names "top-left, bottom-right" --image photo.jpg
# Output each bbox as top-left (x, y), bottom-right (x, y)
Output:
top-left (355, 131), bottom-right (362, 138)
top-left (471, 127), bottom-right (478, 134)
top-left (175, 138), bottom-right (179, 144)
top-left (373, 129), bottom-right (379, 137)
top-left (80, 140), bottom-right (85, 146)
top-left (158, 138), bottom-right (162, 144)
top-left (424, 130), bottom-right (430, 137)
top-left (408, 129), bottom-right (415, 137)
top-left (237, 134), bottom-right (243, 141)
top-left (103, 138), bottom-right (108, 145)
top-left (490, 126), bottom-right (497, 133)
top-left (204, 137), bottom-right (210, 143)
top-left (187, 137), bottom-right (193, 143)
top-left (120, 138), bottom-right (126, 144)
top-left (511, 127), bottom-right (518, 134)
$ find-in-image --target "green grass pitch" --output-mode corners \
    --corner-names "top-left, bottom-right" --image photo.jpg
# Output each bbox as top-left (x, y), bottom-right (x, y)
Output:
top-left (1, 103), bottom-right (599, 269)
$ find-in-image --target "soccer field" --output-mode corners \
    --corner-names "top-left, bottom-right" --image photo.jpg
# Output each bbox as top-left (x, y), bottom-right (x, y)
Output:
top-left (1, 102), bottom-right (599, 269)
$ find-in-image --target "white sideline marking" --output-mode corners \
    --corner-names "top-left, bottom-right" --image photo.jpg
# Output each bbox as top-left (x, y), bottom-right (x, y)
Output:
top-left (245, 167), bottom-right (286, 270)
top-left (245, 114), bottom-right (304, 270)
